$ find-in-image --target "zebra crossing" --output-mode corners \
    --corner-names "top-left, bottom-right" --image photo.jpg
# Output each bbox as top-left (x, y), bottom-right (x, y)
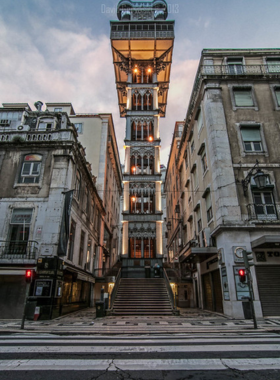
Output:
top-left (0, 333), bottom-right (280, 378)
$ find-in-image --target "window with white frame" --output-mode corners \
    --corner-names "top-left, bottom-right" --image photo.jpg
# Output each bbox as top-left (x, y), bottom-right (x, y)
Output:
top-left (233, 87), bottom-right (254, 107)
top-left (240, 126), bottom-right (263, 152)
top-left (227, 57), bottom-right (244, 75)
top-left (252, 191), bottom-right (277, 220)
top-left (74, 123), bottom-right (83, 134)
top-left (19, 154), bottom-right (42, 184)
top-left (266, 58), bottom-right (280, 73)
top-left (54, 108), bottom-right (62, 112)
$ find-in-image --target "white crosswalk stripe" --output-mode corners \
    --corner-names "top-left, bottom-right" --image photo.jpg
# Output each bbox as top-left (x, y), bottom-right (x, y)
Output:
top-left (0, 333), bottom-right (279, 374)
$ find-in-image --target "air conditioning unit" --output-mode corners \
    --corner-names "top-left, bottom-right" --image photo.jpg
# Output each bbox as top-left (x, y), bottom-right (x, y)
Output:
top-left (17, 125), bottom-right (30, 131)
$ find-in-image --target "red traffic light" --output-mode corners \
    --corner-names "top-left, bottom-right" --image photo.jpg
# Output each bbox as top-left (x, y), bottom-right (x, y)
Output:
top-left (25, 269), bottom-right (33, 283)
top-left (238, 269), bottom-right (246, 283)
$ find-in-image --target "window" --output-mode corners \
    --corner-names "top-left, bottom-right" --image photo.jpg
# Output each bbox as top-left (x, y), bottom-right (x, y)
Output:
top-left (19, 154), bottom-right (42, 184)
top-left (241, 127), bottom-right (263, 152)
top-left (253, 191), bottom-right (277, 220)
top-left (196, 208), bottom-right (202, 232)
top-left (227, 57), bottom-right (244, 75)
top-left (68, 220), bottom-right (76, 261)
top-left (8, 209), bottom-right (33, 255)
top-left (75, 170), bottom-right (81, 199)
top-left (275, 87), bottom-right (280, 106)
top-left (191, 165), bottom-right (198, 189)
top-left (205, 192), bottom-right (213, 222)
top-left (233, 88), bottom-right (254, 107)
top-left (266, 58), bottom-right (280, 73)
top-left (74, 123), bottom-right (83, 134)
top-left (203, 59), bottom-right (214, 74)
top-left (196, 109), bottom-right (203, 133)
top-left (201, 151), bottom-right (208, 173)
top-left (54, 108), bottom-right (62, 112)
top-left (191, 141), bottom-right (195, 154)
top-left (79, 230), bottom-right (85, 266)
top-left (38, 120), bottom-right (54, 131)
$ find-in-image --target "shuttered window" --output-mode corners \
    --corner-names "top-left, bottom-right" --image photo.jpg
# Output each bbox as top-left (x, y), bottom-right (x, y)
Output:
top-left (241, 127), bottom-right (263, 152)
top-left (233, 88), bottom-right (254, 107)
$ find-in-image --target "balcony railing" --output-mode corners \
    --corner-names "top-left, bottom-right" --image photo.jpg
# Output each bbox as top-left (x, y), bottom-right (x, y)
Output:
top-left (247, 204), bottom-right (280, 221)
top-left (0, 129), bottom-right (75, 143)
top-left (201, 65), bottom-right (280, 77)
top-left (0, 240), bottom-right (38, 259)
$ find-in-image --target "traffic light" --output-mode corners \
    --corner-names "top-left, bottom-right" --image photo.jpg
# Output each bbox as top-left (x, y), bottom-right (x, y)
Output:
top-left (25, 269), bottom-right (33, 283)
top-left (238, 269), bottom-right (246, 283)
top-left (243, 251), bottom-right (254, 269)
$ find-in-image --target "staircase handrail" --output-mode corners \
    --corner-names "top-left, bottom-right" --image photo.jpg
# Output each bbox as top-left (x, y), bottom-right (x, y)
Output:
top-left (110, 267), bottom-right (122, 309)
top-left (163, 267), bottom-right (176, 311)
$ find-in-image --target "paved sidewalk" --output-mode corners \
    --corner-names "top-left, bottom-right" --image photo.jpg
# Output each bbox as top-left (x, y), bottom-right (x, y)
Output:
top-left (1, 308), bottom-right (280, 335)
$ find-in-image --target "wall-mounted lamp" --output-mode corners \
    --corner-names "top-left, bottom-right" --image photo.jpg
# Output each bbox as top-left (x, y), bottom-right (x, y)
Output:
top-left (241, 160), bottom-right (267, 196)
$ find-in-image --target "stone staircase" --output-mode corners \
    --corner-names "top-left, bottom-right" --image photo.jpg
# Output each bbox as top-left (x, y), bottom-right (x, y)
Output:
top-left (112, 278), bottom-right (174, 316)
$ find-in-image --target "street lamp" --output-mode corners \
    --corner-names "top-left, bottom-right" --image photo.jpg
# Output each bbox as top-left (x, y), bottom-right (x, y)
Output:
top-left (241, 160), bottom-right (267, 196)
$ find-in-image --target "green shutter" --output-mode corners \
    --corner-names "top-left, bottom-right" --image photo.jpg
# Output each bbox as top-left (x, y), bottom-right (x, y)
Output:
top-left (234, 90), bottom-right (254, 107)
top-left (241, 128), bottom-right (261, 142)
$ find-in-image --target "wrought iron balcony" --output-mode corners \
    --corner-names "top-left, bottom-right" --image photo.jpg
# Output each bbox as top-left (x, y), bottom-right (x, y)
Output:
top-left (247, 204), bottom-right (280, 222)
top-left (0, 240), bottom-right (38, 260)
top-left (201, 64), bottom-right (280, 77)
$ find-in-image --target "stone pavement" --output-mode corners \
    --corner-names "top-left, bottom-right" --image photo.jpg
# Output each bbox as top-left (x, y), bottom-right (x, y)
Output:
top-left (1, 308), bottom-right (280, 335)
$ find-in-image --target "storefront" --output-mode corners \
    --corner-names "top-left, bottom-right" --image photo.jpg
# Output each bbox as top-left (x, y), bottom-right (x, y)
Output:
top-left (31, 257), bottom-right (94, 320)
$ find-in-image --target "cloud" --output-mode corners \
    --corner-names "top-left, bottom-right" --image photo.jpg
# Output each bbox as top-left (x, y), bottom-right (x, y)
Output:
top-left (0, 10), bottom-right (199, 167)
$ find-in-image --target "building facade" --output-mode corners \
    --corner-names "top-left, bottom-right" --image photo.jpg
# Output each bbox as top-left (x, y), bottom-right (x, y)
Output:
top-left (0, 102), bottom-right (105, 319)
top-left (45, 104), bottom-right (123, 284)
top-left (170, 49), bottom-right (280, 318)
top-left (111, 0), bottom-right (174, 275)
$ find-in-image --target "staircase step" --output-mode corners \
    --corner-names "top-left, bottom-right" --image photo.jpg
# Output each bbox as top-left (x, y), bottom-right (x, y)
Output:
top-left (112, 277), bottom-right (173, 316)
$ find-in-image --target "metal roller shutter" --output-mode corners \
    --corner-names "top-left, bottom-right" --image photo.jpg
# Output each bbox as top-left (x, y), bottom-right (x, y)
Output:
top-left (255, 266), bottom-right (280, 316)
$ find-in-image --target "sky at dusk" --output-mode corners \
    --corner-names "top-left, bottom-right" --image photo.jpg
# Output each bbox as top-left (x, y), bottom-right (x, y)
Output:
top-left (0, 0), bottom-right (279, 166)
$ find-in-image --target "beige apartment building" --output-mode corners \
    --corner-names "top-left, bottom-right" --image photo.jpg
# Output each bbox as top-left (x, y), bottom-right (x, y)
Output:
top-left (166, 49), bottom-right (280, 318)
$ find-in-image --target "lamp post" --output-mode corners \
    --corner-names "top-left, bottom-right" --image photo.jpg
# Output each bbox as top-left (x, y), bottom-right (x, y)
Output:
top-left (241, 160), bottom-right (267, 196)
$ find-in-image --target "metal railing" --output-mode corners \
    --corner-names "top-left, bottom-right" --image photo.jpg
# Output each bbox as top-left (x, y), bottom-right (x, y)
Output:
top-left (110, 268), bottom-right (122, 309)
top-left (0, 129), bottom-right (75, 143)
top-left (163, 267), bottom-right (176, 311)
top-left (201, 64), bottom-right (280, 76)
top-left (0, 240), bottom-right (38, 259)
top-left (247, 203), bottom-right (280, 221)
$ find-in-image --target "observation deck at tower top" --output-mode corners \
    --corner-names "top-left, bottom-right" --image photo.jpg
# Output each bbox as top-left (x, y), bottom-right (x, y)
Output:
top-left (110, 0), bottom-right (175, 117)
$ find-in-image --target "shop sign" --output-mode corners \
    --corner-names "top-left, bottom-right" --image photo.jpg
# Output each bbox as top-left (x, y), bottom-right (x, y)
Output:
top-left (256, 251), bottom-right (280, 262)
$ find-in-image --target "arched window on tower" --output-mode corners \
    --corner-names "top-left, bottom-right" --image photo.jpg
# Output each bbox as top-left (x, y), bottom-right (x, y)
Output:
top-left (143, 92), bottom-right (153, 111)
